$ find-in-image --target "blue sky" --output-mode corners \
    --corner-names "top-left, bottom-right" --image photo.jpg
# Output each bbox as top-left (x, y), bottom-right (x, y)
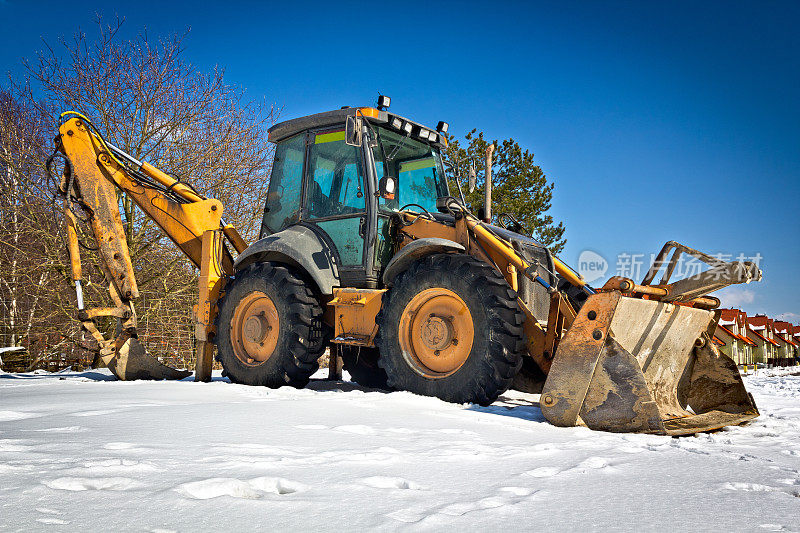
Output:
top-left (1, 1), bottom-right (798, 320)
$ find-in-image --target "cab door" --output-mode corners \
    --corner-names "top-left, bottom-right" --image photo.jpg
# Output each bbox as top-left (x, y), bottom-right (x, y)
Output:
top-left (303, 127), bottom-right (369, 286)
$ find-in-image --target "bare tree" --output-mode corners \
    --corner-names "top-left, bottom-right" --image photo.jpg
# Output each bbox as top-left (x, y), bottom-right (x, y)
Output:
top-left (1, 17), bottom-right (278, 369)
top-left (0, 91), bottom-right (77, 367)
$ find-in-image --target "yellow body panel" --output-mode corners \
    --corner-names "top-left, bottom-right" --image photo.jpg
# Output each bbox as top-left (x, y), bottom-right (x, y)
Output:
top-left (329, 288), bottom-right (387, 347)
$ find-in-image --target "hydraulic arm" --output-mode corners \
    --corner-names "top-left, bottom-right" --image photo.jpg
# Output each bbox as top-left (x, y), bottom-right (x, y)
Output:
top-left (54, 113), bottom-right (246, 381)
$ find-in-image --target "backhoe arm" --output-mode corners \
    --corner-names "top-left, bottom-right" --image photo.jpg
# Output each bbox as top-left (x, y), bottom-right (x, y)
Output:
top-left (55, 114), bottom-right (247, 381)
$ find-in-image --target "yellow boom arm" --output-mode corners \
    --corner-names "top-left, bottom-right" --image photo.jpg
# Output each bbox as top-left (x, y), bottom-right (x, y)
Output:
top-left (56, 114), bottom-right (246, 381)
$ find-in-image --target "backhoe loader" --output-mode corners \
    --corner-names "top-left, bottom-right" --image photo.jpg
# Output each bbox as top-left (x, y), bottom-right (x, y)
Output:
top-left (51, 102), bottom-right (762, 435)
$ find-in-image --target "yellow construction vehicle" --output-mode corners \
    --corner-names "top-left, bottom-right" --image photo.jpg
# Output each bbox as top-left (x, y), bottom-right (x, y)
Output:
top-left (52, 101), bottom-right (762, 435)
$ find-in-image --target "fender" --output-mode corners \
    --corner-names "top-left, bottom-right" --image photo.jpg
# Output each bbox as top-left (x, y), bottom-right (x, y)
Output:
top-left (382, 237), bottom-right (465, 286)
top-left (234, 225), bottom-right (340, 295)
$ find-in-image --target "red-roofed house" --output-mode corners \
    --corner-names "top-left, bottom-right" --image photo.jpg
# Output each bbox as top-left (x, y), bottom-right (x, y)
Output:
top-left (715, 309), bottom-right (755, 365)
top-left (773, 321), bottom-right (799, 366)
top-left (746, 315), bottom-right (780, 365)
top-left (794, 325), bottom-right (800, 352)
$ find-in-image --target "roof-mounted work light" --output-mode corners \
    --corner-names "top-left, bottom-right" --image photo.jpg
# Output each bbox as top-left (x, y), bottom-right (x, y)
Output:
top-left (377, 95), bottom-right (391, 110)
top-left (436, 121), bottom-right (449, 134)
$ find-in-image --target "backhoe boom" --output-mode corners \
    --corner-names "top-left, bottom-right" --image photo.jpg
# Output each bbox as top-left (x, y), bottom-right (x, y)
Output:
top-left (56, 114), bottom-right (245, 381)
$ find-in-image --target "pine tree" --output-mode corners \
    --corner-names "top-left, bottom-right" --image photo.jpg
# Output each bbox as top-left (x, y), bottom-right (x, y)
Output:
top-left (442, 129), bottom-right (566, 254)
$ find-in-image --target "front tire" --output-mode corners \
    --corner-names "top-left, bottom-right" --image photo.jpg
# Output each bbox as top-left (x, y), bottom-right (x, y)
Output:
top-left (216, 262), bottom-right (324, 388)
top-left (375, 254), bottom-right (525, 406)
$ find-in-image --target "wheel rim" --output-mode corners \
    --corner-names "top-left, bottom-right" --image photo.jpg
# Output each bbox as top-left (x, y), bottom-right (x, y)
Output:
top-left (231, 291), bottom-right (279, 366)
top-left (399, 288), bottom-right (474, 378)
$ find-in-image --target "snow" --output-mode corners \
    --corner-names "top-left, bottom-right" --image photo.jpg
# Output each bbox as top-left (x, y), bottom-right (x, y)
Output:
top-left (1, 368), bottom-right (799, 531)
top-left (0, 347), bottom-right (25, 354)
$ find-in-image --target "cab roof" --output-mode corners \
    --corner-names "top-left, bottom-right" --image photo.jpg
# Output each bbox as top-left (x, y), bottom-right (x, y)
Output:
top-left (267, 107), bottom-right (447, 148)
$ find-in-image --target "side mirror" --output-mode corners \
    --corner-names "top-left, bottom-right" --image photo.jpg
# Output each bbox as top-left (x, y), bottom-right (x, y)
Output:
top-left (468, 162), bottom-right (476, 193)
top-left (345, 115), bottom-right (363, 147)
top-left (378, 175), bottom-right (396, 200)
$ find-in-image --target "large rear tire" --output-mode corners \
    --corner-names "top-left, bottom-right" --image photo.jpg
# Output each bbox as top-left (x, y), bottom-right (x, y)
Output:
top-left (216, 262), bottom-right (325, 388)
top-left (375, 254), bottom-right (525, 406)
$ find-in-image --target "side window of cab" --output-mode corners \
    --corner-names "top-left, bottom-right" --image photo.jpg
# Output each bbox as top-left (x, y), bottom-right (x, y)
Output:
top-left (305, 129), bottom-right (366, 219)
top-left (304, 128), bottom-right (367, 266)
top-left (261, 133), bottom-right (305, 236)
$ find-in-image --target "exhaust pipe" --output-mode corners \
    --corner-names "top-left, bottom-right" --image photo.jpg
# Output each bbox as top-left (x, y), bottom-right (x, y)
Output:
top-left (484, 144), bottom-right (494, 223)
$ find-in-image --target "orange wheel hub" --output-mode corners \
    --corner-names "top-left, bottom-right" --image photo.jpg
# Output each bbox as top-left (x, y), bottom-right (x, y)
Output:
top-left (399, 288), bottom-right (474, 378)
top-left (231, 291), bottom-right (279, 366)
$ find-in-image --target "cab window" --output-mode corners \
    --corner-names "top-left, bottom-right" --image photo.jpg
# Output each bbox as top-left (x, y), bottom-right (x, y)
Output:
top-left (261, 133), bottom-right (304, 235)
top-left (372, 127), bottom-right (447, 213)
top-left (306, 129), bottom-right (366, 219)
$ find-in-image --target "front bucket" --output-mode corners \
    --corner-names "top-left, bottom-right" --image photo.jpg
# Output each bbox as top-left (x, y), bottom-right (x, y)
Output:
top-left (540, 291), bottom-right (758, 435)
top-left (106, 335), bottom-right (192, 381)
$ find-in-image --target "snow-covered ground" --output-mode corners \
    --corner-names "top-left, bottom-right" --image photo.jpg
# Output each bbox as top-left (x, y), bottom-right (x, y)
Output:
top-left (1, 367), bottom-right (798, 532)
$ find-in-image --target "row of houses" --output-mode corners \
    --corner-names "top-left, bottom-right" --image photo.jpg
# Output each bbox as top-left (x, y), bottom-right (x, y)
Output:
top-left (713, 309), bottom-right (799, 367)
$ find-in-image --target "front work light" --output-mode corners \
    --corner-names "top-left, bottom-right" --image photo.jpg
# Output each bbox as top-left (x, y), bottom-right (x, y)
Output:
top-left (402, 121), bottom-right (413, 135)
top-left (390, 116), bottom-right (403, 129)
top-left (377, 95), bottom-right (391, 110)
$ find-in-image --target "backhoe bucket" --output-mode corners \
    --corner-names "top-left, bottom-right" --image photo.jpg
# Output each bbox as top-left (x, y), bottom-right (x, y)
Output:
top-left (105, 336), bottom-right (192, 381)
top-left (540, 291), bottom-right (758, 436)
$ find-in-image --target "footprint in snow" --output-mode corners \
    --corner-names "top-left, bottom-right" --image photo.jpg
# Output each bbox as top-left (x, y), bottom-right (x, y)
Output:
top-left (70, 409), bottom-right (120, 417)
top-left (361, 476), bottom-right (424, 490)
top-left (28, 426), bottom-right (86, 433)
top-left (67, 458), bottom-right (158, 475)
top-left (438, 496), bottom-right (509, 517)
top-left (760, 524), bottom-right (789, 531)
top-left (103, 442), bottom-right (138, 450)
top-left (0, 439), bottom-right (36, 452)
top-left (176, 477), bottom-right (306, 500)
top-left (524, 457), bottom-right (612, 479)
top-left (575, 456), bottom-right (611, 471)
top-left (499, 486), bottom-right (536, 496)
top-left (0, 410), bottom-right (43, 422)
top-left (36, 518), bottom-right (70, 525)
top-left (721, 482), bottom-right (799, 498)
top-left (525, 466), bottom-right (562, 478)
top-left (295, 424), bottom-right (328, 430)
top-left (439, 428), bottom-right (478, 436)
top-left (387, 487), bottom-right (538, 523)
top-left (333, 425), bottom-right (375, 435)
top-left (44, 476), bottom-right (142, 491)
top-left (723, 482), bottom-right (778, 492)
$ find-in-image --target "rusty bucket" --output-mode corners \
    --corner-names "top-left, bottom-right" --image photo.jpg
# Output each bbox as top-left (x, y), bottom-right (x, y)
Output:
top-left (540, 291), bottom-right (758, 436)
top-left (103, 334), bottom-right (191, 381)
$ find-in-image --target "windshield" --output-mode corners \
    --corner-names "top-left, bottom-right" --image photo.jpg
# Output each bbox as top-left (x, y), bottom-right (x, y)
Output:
top-left (371, 126), bottom-right (448, 213)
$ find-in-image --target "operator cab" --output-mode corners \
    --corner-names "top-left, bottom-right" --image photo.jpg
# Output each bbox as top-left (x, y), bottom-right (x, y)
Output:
top-left (261, 105), bottom-right (449, 289)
